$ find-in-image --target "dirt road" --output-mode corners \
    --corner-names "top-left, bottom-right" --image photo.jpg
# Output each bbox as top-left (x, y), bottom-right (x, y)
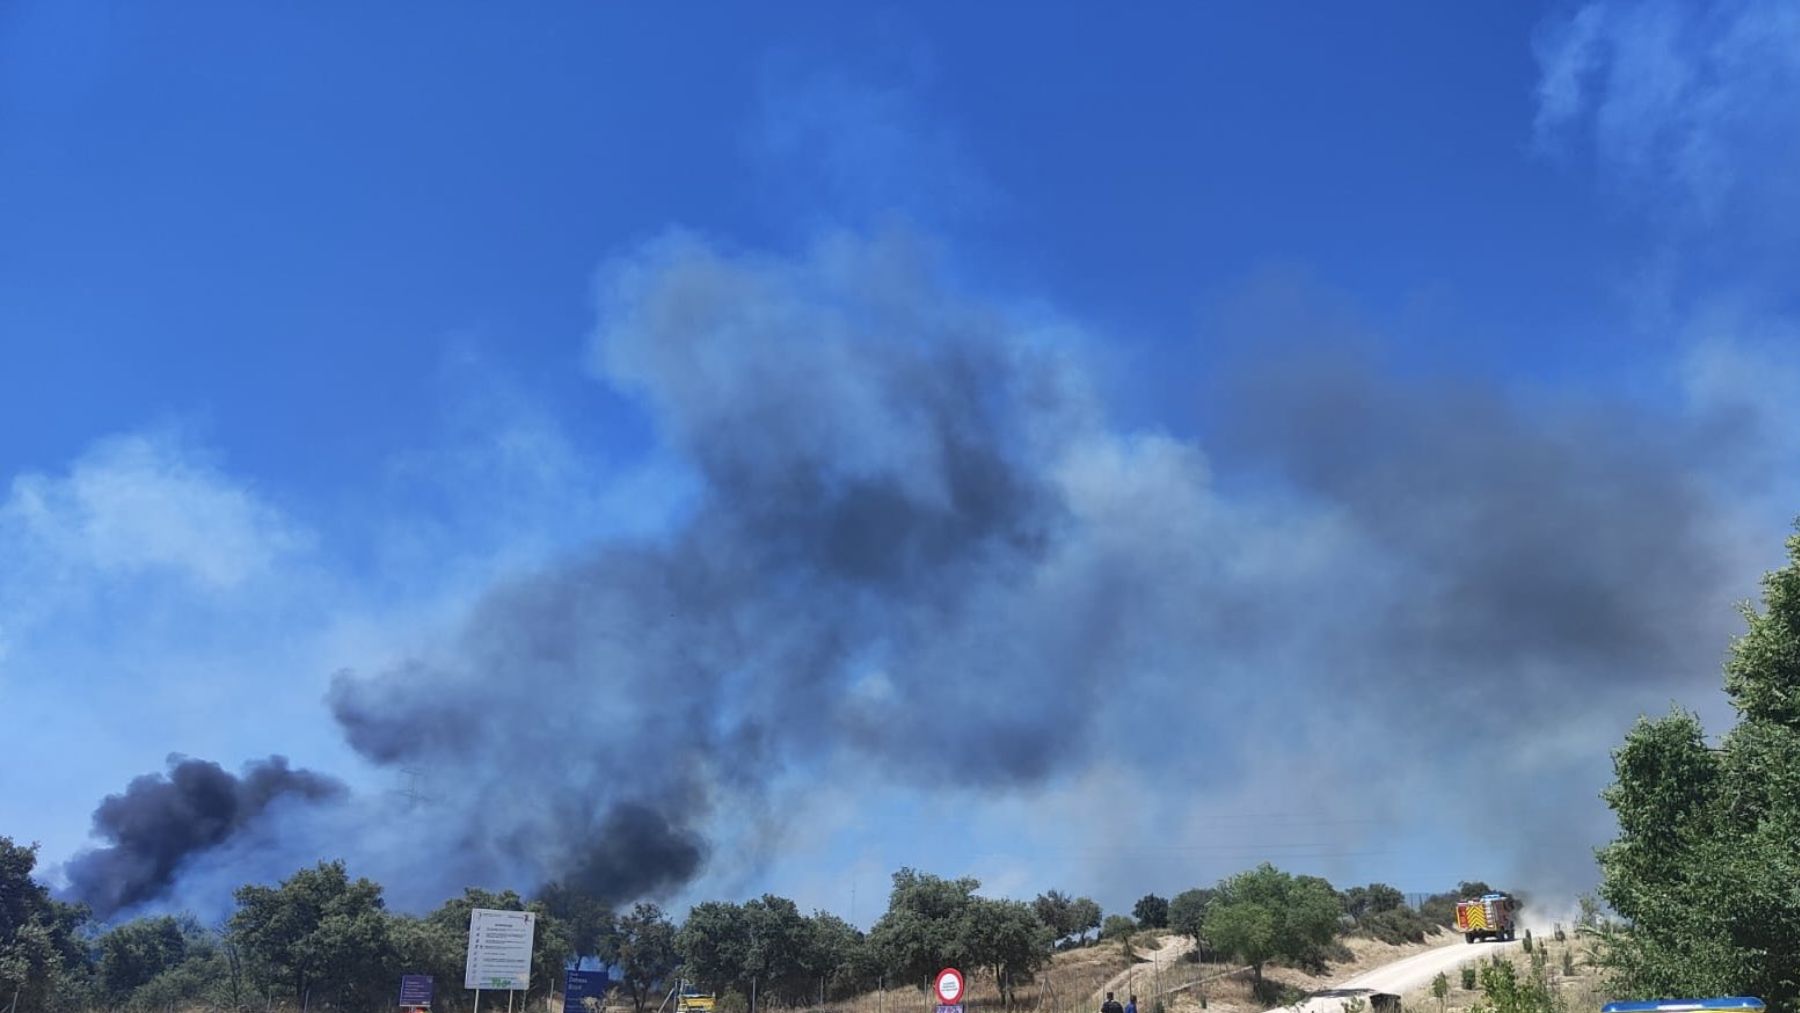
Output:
top-left (1094, 935), bottom-right (1199, 1005)
top-left (1267, 939), bottom-right (1522, 1013)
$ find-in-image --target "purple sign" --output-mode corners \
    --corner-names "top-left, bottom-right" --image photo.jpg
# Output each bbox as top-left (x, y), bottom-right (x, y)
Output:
top-left (563, 969), bottom-right (610, 1013)
top-left (399, 974), bottom-right (434, 1007)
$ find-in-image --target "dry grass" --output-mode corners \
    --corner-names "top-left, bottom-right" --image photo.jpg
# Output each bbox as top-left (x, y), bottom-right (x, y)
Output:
top-left (1395, 934), bottom-right (1613, 1013)
top-left (829, 941), bottom-right (1143, 1013)
top-left (1158, 931), bottom-right (1458, 1013)
top-left (825, 932), bottom-right (1461, 1013)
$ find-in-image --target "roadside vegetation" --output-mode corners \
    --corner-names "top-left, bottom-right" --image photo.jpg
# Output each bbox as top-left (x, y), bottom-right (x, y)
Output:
top-left (1583, 527), bottom-right (1800, 1009)
top-left (0, 846), bottom-right (1496, 1013)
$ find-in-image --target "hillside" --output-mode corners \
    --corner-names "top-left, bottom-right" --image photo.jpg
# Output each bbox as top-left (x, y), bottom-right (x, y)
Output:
top-left (813, 930), bottom-right (1466, 1013)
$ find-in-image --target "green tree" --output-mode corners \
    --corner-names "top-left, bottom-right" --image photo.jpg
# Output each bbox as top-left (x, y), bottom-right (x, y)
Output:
top-left (1032, 891), bottom-right (1076, 943)
top-left (1203, 901), bottom-right (1275, 980)
top-left (1, 837), bottom-right (91, 1012)
top-left (114, 925), bottom-right (238, 1013)
top-left (1594, 527), bottom-right (1800, 1008)
top-left (678, 901), bottom-right (750, 996)
top-left (96, 915), bottom-right (190, 1003)
top-left (740, 894), bottom-right (817, 1005)
top-left (1341, 884), bottom-right (1404, 923)
top-left (1202, 865), bottom-right (1338, 981)
top-left (962, 898), bottom-right (1053, 1009)
top-left (1069, 898), bottom-right (1102, 945)
top-left (1725, 527), bottom-right (1800, 726)
top-left (1132, 895), bottom-right (1169, 930)
top-left (1101, 915), bottom-right (1137, 941)
top-left (869, 869), bottom-right (981, 985)
top-left (607, 903), bottom-right (679, 1013)
top-left (1167, 888), bottom-right (1214, 954)
top-left (807, 911), bottom-right (872, 1000)
top-left (230, 860), bottom-right (395, 1010)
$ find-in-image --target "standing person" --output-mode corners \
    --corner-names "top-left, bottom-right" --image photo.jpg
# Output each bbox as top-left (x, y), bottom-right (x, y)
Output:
top-left (1103, 993), bottom-right (1124, 1013)
top-left (1127, 995), bottom-right (1138, 1013)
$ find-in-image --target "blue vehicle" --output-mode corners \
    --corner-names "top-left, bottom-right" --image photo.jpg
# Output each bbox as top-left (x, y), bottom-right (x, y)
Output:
top-left (1601, 999), bottom-right (1765, 1013)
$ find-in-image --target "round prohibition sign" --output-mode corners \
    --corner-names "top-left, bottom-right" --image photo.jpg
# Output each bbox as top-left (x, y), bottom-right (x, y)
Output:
top-left (935, 968), bottom-right (965, 1005)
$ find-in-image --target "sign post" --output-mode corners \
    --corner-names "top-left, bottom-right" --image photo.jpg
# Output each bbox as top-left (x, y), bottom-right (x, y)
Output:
top-left (934, 968), bottom-right (964, 1013)
top-left (563, 969), bottom-right (610, 1013)
top-left (399, 974), bottom-right (433, 1011)
top-left (465, 908), bottom-right (536, 1013)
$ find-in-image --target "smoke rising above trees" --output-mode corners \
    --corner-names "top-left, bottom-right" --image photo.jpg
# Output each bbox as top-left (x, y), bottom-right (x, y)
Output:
top-left (61, 756), bottom-right (344, 919)
top-left (53, 229), bottom-right (1791, 918)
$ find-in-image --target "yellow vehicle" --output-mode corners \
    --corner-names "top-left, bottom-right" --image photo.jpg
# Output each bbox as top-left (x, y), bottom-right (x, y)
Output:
top-left (678, 989), bottom-right (717, 1013)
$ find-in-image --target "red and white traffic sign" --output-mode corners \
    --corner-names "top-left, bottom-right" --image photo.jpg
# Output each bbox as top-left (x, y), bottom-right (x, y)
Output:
top-left (935, 968), bottom-right (965, 1005)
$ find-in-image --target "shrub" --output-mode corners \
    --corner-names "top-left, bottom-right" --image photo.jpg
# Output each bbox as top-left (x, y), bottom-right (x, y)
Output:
top-left (1561, 950), bottom-right (1574, 976)
top-left (1553, 924), bottom-right (1566, 943)
top-left (1102, 914), bottom-right (1138, 941)
top-left (1522, 929), bottom-right (1534, 953)
top-left (1462, 966), bottom-right (1478, 990)
top-left (1360, 907), bottom-right (1431, 945)
top-left (1469, 951), bottom-right (1564, 1013)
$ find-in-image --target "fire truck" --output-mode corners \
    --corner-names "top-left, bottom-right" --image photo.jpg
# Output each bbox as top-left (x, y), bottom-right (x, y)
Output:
top-left (1455, 892), bottom-right (1519, 943)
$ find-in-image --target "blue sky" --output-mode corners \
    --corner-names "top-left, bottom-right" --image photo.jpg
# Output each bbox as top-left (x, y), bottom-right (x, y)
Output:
top-left (4, 2), bottom-right (1799, 925)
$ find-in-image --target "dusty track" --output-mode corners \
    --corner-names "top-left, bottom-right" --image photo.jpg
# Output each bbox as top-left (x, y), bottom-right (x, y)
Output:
top-left (1091, 935), bottom-right (1199, 1006)
top-left (1266, 938), bottom-right (1523, 1013)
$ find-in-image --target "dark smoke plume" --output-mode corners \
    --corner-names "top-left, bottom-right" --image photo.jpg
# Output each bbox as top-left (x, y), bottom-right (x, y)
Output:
top-left (62, 755), bottom-right (345, 918)
top-left (307, 231), bottom-right (1777, 907)
top-left (326, 232), bottom-right (1093, 904)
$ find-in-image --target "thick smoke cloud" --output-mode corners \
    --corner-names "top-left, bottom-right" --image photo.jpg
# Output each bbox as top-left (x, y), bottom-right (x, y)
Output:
top-left (63, 755), bottom-right (344, 918)
top-left (327, 232), bottom-right (1097, 905)
top-left (320, 230), bottom-right (1776, 907)
top-left (1224, 350), bottom-right (1742, 711)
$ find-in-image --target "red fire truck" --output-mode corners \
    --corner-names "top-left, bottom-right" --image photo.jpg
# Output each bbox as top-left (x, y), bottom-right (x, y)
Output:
top-left (1455, 892), bottom-right (1519, 943)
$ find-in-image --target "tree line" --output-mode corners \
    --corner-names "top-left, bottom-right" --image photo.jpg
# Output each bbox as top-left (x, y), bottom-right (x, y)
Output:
top-left (2, 838), bottom-right (1498, 1013)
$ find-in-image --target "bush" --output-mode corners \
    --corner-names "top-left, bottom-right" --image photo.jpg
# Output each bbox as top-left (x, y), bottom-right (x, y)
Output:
top-left (1469, 952), bottom-right (1564, 1013)
top-left (1360, 907), bottom-right (1431, 945)
top-left (1462, 966), bottom-right (1478, 990)
top-left (1561, 950), bottom-right (1574, 976)
top-left (1102, 914), bottom-right (1138, 941)
top-left (1522, 929), bottom-right (1534, 953)
top-left (1433, 972), bottom-right (1451, 1005)
top-left (1553, 924), bottom-right (1566, 943)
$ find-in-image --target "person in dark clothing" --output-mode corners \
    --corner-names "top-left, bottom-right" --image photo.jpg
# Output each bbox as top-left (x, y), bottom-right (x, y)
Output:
top-left (1102, 993), bottom-right (1124, 1013)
